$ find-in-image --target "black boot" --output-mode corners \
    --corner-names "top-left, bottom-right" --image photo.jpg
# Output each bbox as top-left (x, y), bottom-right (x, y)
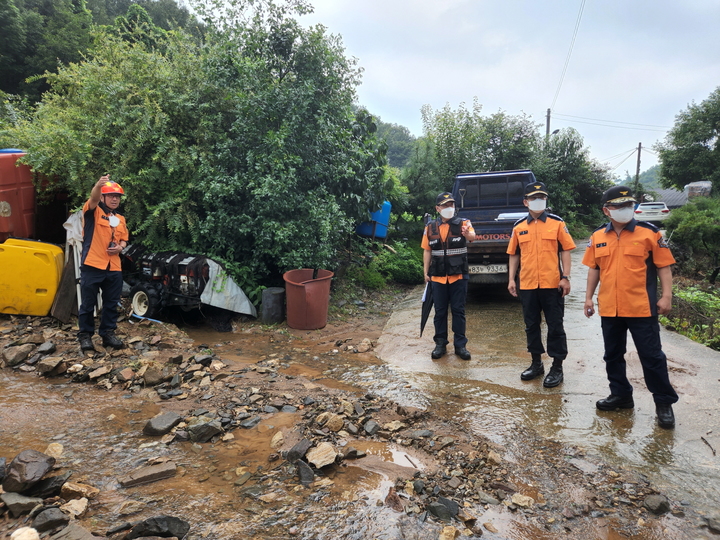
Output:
top-left (656, 404), bottom-right (675, 429)
top-left (543, 360), bottom-right (564, 388)
top-left (101, 333), bottom-right (125, 349)
top-left (78, 333), bottom-right (95, 352)
top-left (521, 355), bottom-right (544, 381)
top-left (431, 343), bottom-right (447, 359)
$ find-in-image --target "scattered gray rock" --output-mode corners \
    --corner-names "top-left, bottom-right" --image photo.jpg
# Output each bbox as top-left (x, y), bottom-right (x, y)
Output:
top-left (25, 471), bottom-right (73, 499)
top-left (286, 439), bottom-right (312, 463)
top-left (476, 491), bottom-right (500, 505)
top-left (364, 420), bottom-right (380, 435)
top-left (296, 460), bottom-right (315, 486)
top-left (238, 415), bottom-right (261, 429)
top-left (118, 462), bottom-right (177, 488)
top-left (143, 412), bottom-right (183, 436)
top-left (0, 492), bottom-right (43, 517)
top-left (49, 522), bottom-right (104, 539)
top-left (3, 449), bottom-right (56, 493)
top-left (643, 494), bottom-right (670, 515)
top-left (707, 516), bottom-right (720, 534)
top-left (36, 356), bottom-right (64, 375)
top-left (3, 343), bottom-right (35, 366)
top-left (187, 416), bottom-right (223, 442)
top-left (32, 507), bottom-right (70, 533)
top-left (125, 515), bottom-right (190, 539)
top-left (427, 501), bottom-right (452, 522)
top-left (437, 496), bottom-right (459, 517)
top-left (37, 341), bottom-right (56, 355)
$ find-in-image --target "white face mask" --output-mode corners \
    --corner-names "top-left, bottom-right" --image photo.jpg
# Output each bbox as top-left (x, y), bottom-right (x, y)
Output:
top-left (607, 207), bottom-right (635, 224)
top-left (439, 206), bottom-right (455, 219)
top-left (108, 215), bottom-right (120, 228)
top-left (527, 198), bottom-right (547, 212)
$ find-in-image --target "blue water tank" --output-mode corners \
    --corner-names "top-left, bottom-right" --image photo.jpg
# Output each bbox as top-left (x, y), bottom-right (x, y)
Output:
top-left (356, 201), bottom-right (392, 239)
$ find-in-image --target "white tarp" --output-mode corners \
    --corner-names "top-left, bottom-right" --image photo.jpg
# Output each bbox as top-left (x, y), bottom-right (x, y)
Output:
top-left (200, 259), bottom-right (257, 317)
top-left (63, 210), bottom-right (87, 311)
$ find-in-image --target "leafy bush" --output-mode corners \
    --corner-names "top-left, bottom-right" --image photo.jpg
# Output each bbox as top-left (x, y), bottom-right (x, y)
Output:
top-left (665, 197), bottom-right (720, 282)
top-left (345, 265), bottom-right (386, 290)
top-left (374, 241), bottom-right (424, 284)
top-left (660, 284), bottom-right (720, 351)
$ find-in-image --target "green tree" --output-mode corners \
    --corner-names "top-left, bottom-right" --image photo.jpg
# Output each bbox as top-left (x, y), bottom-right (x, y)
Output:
top-left (85, 0), bottom-right (204, 37)
top-left (1, 0), bottom-right (389, 296)
top-left (421, 98), bottom-right (539, 185)
top-left (531, 128), bottom-right (613, 228)
top-left (623, 163), bottom-right (661, 190)
top-left (376, 118), bottom-right (416, 168)
top-left (400, 136), bottom-right (444, 218)
top-left (0, 0), bottom-right (93, 100)
top-left (655, 86), bottom-right (720, 193)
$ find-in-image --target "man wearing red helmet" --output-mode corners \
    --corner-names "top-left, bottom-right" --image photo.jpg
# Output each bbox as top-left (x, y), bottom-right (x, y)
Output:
top-left (77, 174), bottom-right (129, 351)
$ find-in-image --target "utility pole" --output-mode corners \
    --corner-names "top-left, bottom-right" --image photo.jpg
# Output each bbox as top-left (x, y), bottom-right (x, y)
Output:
top-left (634, 142), bottom-right (642, 201)
top-left (545, 108), bottom-right (551, 137)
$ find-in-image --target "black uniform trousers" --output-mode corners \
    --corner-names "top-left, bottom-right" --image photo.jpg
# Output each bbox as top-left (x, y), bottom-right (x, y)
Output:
top-left (600, 316), bottom-right (678, 405)
top-left (431, 278), bottom-right (468, 349)
top-left (519, 287), bottom-right (567, 361)
top-left (78, 264), bottom-right (123, 338)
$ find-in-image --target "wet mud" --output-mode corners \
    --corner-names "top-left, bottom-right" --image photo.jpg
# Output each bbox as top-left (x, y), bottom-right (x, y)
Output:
top-left (1, 248), bottom-right (718, 539)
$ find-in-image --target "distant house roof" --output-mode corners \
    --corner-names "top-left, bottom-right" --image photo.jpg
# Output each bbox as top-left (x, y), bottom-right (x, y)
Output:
top-left (650, 188), bottom-right (687, 208)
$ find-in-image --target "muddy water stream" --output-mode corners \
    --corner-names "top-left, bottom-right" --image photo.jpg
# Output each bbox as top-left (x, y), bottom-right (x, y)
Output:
top-left (376, 248), bottom-right (720, 517)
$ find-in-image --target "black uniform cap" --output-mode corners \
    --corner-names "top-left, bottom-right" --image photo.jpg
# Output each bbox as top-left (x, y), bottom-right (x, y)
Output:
top-left (524, 181), bottom-right (548, 197)
top-left (601, 185), bottom-right (637, 205)
top-left (436, 192), bottom-right (455, 205)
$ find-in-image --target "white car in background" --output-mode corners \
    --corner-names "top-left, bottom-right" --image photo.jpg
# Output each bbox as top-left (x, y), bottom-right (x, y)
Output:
top-left (634, 202), bottom-right (671, 225)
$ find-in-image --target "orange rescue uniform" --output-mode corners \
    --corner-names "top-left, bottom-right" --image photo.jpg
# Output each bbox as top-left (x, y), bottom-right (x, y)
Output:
top-left (507, 212), bottom-right (576, 290)
top-left (421, 219), bottom-right (475, 284)
top-left (582, 221), bottom-right (675, 317)
top-left (81, 200), bottom-right (129, 271)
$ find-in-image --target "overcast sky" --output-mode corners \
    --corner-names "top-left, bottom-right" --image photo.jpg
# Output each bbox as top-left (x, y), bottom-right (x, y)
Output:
top-left (297, 0), bottom-right (720, 176)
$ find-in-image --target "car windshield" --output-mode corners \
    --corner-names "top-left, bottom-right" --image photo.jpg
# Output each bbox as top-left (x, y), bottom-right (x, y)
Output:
top-left (639, 203), bottom-right (666, 208)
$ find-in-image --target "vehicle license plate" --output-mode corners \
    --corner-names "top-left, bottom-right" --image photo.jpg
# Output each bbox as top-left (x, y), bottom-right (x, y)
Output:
top-left (469, 264), bottom-right (507, 274)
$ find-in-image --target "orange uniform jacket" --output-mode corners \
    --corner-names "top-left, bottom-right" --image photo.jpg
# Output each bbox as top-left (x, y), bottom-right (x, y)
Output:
top-left (507, 212), bottom-right (576, 290)
top-left (582, 220), bottom-right (675, 317)
top-left (81, 200), bottom-right (129, 272)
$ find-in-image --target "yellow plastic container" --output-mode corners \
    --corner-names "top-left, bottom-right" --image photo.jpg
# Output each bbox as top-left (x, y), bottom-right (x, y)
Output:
top-left (0, 238), bottom-right (64, 316)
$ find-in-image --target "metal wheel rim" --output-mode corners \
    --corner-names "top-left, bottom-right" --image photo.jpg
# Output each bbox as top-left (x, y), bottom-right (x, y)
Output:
top-left (132, 291), bottom-right (150, 316)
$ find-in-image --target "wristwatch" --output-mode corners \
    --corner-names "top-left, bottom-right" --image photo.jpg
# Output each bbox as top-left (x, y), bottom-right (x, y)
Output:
top-left (561, 275), bottom-right (570, 280)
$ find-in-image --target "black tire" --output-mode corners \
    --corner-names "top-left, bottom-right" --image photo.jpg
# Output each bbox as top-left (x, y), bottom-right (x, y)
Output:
top-left (130, 283), bottom-right (161, 318)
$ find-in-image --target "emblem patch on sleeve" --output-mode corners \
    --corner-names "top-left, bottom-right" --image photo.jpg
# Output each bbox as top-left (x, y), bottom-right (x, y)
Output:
top-left (658, 237), bottom-right (669, 248)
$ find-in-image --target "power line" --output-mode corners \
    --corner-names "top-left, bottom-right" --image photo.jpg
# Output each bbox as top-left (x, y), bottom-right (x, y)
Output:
top-left (602, 148), bottom-right (638, 162)
top-left (551, 0), bottom-right (586, 111)
top-left (553, 113), bottom-right (671, 129)
top-left (553, 116), bottom-right (668, 132)
top-left (607, 148), bottom-right (638, 171)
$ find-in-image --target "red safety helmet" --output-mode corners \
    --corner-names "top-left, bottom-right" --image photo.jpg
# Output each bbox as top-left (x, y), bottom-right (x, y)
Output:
top-left (101, 181), bottom-right (124, 195)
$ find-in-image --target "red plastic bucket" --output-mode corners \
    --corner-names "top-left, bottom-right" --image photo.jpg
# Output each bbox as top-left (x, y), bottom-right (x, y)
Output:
top-left (283, 269), bottom-right (334, 330)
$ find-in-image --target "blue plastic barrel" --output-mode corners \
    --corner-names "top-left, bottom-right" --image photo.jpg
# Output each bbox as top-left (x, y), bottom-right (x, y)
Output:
top-left (356, 201), bottom-right (392, 239)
